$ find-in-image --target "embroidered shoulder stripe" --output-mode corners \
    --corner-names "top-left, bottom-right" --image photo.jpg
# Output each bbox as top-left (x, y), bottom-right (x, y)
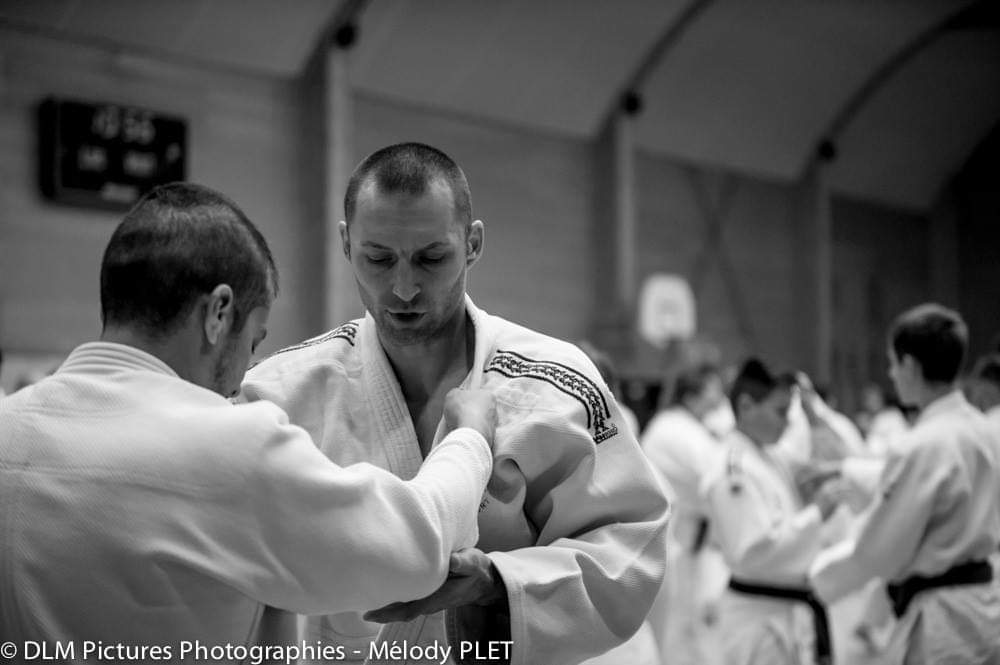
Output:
top-left (248, 322), bottom-right (359, 369)
top-left (485, 349), bottom-right (618, 444)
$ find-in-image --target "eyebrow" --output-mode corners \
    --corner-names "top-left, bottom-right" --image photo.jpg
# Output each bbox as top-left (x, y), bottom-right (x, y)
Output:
top-left (360, 241), bottom-right (450, 251)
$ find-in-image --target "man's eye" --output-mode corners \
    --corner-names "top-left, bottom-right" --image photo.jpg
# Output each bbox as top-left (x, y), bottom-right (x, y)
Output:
top-left (367, 255), bottom-right (393, 264)
top-left (421, 254), bottom-right (447, 264)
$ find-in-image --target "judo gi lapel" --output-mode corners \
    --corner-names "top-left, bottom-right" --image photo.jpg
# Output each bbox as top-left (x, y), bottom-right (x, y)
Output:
top-left (462, 296), bottom-right (498, 388)
top-left (365, 298), bottom-right (498, 665)
top-left (359, 313), bottom-right (424, 480)
top-left (428, 296), bottom-right (499, 447)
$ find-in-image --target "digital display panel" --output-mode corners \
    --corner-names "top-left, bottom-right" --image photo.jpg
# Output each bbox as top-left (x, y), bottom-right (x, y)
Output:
top-left (39, 97), bottom-right (187, 211)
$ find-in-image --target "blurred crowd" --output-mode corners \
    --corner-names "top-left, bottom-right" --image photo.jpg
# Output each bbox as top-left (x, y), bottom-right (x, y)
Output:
top-left (588, 306), bottom-right (1000, 665)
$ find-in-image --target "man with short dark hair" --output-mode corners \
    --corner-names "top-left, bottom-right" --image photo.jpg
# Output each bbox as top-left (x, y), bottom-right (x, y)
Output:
top-left (0, 182), bottom-right (497, 648)
top-left (809, 303), bottom-right (1000, 665)
top-left (243, 143), bottom-right (670, 665)
top-left (704, 358), bottom-right (844, 665)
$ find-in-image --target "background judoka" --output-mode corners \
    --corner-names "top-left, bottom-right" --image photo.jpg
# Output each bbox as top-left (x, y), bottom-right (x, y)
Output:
top-left (641, 361), bottom-right (729, 665)
top-left (703, 359), bottom-right (847, 665)
top-left (242, 142), bottom-right (671, 665)
top-left (0, 182), bottom-right (499, 648)
top-left (809, 304), bottom-right (1000, 665)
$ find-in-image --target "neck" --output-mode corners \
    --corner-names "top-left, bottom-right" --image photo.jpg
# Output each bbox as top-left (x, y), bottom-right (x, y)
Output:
top-left (379, 306), bottom-right (473, 401)
top-left (912, 382), bottom-right (955, 411)
top-left (736, 424), bottom-right (768, 449)
top-left (101, 324), bottom-right (204, 386)
top-left (682, 399), bottom-right (707, 423)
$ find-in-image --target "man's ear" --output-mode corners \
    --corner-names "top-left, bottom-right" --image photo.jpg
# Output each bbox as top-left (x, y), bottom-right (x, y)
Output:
top-left (204, 284), bottom-right (235, 346)
top-left (339, 220), bottom-right (351, 260)
top-left (466, 220), bottom-right (484, 267)
top-left (901, 353), bottom-right (923, 381)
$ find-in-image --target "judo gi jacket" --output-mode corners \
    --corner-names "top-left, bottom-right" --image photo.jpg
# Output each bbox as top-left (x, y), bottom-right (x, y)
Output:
top-left (242, 297), bottom-right (671, 665)
top-left (0, 342), bottom-right (492, 647)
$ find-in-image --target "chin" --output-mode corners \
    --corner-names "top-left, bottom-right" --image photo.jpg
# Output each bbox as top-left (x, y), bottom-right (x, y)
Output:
top-left (382, 326), bottom-right (436, 346)
top-left (379, 315), bottom-right (441, 346)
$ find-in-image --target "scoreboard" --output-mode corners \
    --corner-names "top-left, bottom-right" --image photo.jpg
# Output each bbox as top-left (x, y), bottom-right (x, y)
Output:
top-left (38, 97), bottom-right (187, 211)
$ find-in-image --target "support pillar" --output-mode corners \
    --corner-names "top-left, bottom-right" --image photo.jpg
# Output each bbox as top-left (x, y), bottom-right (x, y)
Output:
top-left (320, 44), bottom-right (361, 327)
top-left (799, 158), bottom-right (834, 384)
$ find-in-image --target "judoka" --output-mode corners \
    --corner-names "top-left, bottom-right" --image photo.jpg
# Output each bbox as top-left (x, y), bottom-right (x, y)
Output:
top-left (0, 183), bottom-right (497, 648)
top-left (242, 142), bottom-right (671, 665)
top-left (809, 304), bottom-right (1000, 665)
top-left (641, 361), bottom-right (729, 665)
top-left (703, 359), bottom-right (845, 665)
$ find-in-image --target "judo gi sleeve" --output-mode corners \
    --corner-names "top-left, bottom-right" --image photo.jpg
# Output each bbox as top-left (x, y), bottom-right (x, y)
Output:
top-left (187, 402), bottom-right (493, 616)
top-left (452, 390), bottom-right (670, 665)
top-left (705, 467), bottom-right (824, 582)
top-left (810, 446), bottom-right (943, 605)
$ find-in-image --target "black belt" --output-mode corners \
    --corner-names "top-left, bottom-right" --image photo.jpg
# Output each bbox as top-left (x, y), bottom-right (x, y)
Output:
top-left (886, 559), bottom-right (993, 618)
top-left (691, 517), bottom-right (710, 553)
top-left (728, 578), bottom-right (832, 665)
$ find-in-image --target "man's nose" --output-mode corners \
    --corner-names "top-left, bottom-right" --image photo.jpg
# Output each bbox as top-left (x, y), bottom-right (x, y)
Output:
top-left (391, 262), bottom-right (420, 302)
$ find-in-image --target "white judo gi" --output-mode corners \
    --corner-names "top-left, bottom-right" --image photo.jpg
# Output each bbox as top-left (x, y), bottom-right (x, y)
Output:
top-left (810, 391), bottom-right (1000, 665)
top-left (986, 404), bottom-right (1000, 440)
top-left (704, 430), bottom-right (830, 665)
top-left (242, 297), bottom-right (671, 665)
top-left (0, 343), bottom-right (492, 649)
top-left (641, 406), bottom-right (728, 665)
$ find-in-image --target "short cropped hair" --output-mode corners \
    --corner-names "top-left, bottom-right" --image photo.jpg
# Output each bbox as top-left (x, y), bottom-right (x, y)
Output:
top-left (100, 182), bottom-right (278, 336)
top-left (666, 362), bottom-right (720, 408)
top-left (971, 353), bottom-right (1000, 389)
top-left (888, 303), bottom-right (967, 384)
top-left (729, 358), bottom-right (778, 413)
top-left (343, 142), bottom-right (472, 229)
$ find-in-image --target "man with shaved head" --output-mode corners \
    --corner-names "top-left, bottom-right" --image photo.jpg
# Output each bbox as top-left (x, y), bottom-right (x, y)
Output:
top-left (243, 143), bottom-right (670, 665)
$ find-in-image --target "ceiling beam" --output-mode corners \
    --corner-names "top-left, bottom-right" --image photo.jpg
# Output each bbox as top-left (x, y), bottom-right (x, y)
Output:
top-left (815, 0), bottom-right (987, 163)
top-left (600, 0), bottom-right (714, 124)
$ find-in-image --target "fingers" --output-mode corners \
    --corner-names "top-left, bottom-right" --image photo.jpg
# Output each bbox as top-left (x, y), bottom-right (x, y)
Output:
top-left (443, 388), bottom-right (497, 443)
top-left (365, 604), bottom-right (417, 623)
top-left (368, 587), bottom-right (464, 622)
top-left (364, 592), bottom-right (450, 623)
top-left (362, 573), bottom-right (476, 623)
top-left (449, 548), bottom-right (487, 575)
top-left (363, 601), bottom-right (410, 623)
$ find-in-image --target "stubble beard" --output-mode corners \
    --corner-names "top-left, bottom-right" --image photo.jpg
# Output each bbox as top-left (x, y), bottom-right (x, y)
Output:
top-left (211, 333), bottom-right (241, 397)
top-left (369, 276), bottom-right (467, 349)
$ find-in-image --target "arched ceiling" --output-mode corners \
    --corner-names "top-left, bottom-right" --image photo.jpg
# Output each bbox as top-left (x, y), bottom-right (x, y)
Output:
top-left (2, 0), bottom-right (997, 212)
top-left (350, 0), bottom-right (689, 137)
top-left (633, 1), bottom-right (965, 181)
top-left (829, 28), bottom-right (1000, 211)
